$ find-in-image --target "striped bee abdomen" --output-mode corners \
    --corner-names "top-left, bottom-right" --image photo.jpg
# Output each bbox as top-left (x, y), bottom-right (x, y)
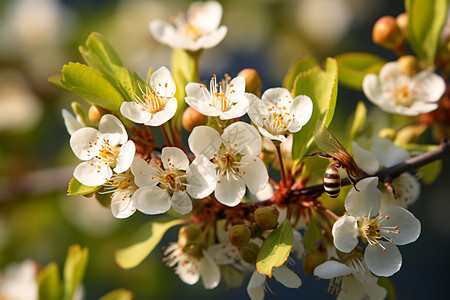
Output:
top-left (323, 164), bottom-right (340, 198)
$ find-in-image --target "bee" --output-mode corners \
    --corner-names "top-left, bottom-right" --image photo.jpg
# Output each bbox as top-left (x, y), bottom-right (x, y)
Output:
top-left (306, 122), bottom-right (360, 198)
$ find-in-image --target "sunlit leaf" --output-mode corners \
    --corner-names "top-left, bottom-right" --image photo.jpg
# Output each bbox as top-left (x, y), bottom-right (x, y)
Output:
top-left (405, 0), bottom-right (448, 66)
top-left (419, 158), bottom-right (442, 184)
top-left (347, 101), bottom-right (367, 145)
top-left (37, 263), bottom-right (62, 300)
top-left (63, 245), bottom-right (89, 300)
top-left (292, 58), bottom-right (338, 161)
top-left (67, 177), bottom-right (101, 196)
top-left (282, 55), bottom-right (318, 91)
top-left (98, 289), bottom-right (134, 300)
top-left (335, 52), bottom-right (386, 90)
top-left (115, 218), bottom-right (186, 269)
top-left (256, 220), bottom-right (293, 277)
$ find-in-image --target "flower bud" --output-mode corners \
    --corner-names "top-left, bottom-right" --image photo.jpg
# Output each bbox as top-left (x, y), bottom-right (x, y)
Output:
top-left (378, 128), bottom-right (396, 140)
top-left (239, 242), bottom-right (259, 265)
top-left (395, 13), bottom-right (408, 37)
top-left (397, 55), bottom-right (419, 76)
top-left (178, 225), bottom-right (201, 248)
top-left (88, 105), bottom-right (110, 126)
top-left (229, 224), bottom-right (252, 248)
top-left (182, 106), bottom-right (208, 132)
top-left (237, 68), bottom-right (262, 94)
top-left (372, 16), bottom-right (403, 49)
top-left (254, 206), bottom-right (279, 230)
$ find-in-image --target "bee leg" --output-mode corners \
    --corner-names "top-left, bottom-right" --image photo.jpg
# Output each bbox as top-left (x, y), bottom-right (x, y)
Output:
top-left (348, 176), bottom-right (359, 192)
top-left (304, 152), bottom-right (333, 159)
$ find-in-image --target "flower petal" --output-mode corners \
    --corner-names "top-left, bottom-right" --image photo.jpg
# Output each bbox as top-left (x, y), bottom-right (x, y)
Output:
top-left (199, 250), bottom-right (221, 289)
top-left (161, 147), bottom-right (189, 170)
top-left (381, 206), bottom-right (421, 245)
top-left (239, 156), bottom-right (268, 194)
top-left (131, 158), bottom-right (160, 187)
top-left (337, 276), bottom-right (367, 300)
top-left (151, 66), bottom-right (176, 98)
top-left (146, 97), bottom-right (177, 126)
top-left (215, 175), bottom-right (245, 207)
top-left (261, 87), bottom-right (291, 103)
top-left (372, 137), bottom-right (409, 168)
top-left (185, 83), bottom-right (222, 117)
top-left (273, 265), bottom-right (302, 288)
top-left (149, 19), bottom-right (176, 46)
top-left (332, 215), bottom-right (359, 253)
top-left (247, 271), bottom-right (266, 300)
top-left (345, 177), bottom-right (381, 219)
top-left (188, 125), bottom-right (221, 159)
top-left (98, 114), bottom-right (128, 145)
top-left (288, 95), bottom-right (313, 133)
top-left (186, 155), bottom-right (216, 199)
top-left (246, 93), bottom-right (267, 128)
top-left (171, 191), bottom-right (193, 215)
top-left (195, 25), bottom-right (228, 50)
top-left (70, 127), bottom-right (101, 160)
top-left (314, 260), bottom-right (352, 279)
top-left (219, 94), bottom-right (249, 120)
top-left (114, 140), bottom-right (136, 173)
top-left (364, 242), bottom-right (402, 277)
top-left (120, 101), bottom-right (151, 124)
top-left (413, 70), bottom-right (446, 102)
top-left (73, 160), bottom-right (111, 186)
top-left (133, 186), bottom-right (171, 214)
top-left (189, 1), bottom-right (222, 33)
top-left (222, 122), bottom-right (262, 157)
top-left (61, 109), bottom-right (84, 135)
top-left (111, 193), bottom-right (135, 219)
top-left (352, 142), bottom-right (379, 175)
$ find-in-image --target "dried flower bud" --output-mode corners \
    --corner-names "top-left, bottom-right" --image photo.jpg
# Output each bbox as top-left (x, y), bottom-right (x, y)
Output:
top-left (237, 68), bottom-right (262, 94)
top-left (239, 242), bottom-right (259, 265)
top-left (395, 13), bottom-right (408, 37)
top-left (88, 105), bottom-right (110, 126)
top-left (254, 206), bottom-right (279, 230)
top-left (182, 106), bottom-right (208, 132)
top-left (229, 224), bottom-right (252, 248)
top-left (178, 225), bottom-right (201, 248)
top-left (372, 16), bottom-right (403, 49)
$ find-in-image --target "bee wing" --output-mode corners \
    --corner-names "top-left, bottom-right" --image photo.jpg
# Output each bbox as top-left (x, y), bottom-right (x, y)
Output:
top-left (313, 122), bottom-right (350, 157)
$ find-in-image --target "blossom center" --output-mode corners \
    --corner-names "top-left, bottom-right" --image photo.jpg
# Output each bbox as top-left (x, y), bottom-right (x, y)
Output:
top-left (393, 85), bottom-right (413, 107)
top-left (209, 74), bottom-right (234, 112)
top-left (213, 146), bottom-right (246, 181)
top-left (172, 13), bottom-right (202, 41)
top-left (102, 171), bottom-right (137, 201)
top-left (132, 81), bottom-right (169, 114)
top-left (263, 105), bottom-right (293, 135)
top-left (360, 213), bottom-right (399, 250)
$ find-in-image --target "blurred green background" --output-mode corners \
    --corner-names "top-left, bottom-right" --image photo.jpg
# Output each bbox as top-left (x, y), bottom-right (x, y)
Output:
top-left (0, 0), bottom-right (449, 299)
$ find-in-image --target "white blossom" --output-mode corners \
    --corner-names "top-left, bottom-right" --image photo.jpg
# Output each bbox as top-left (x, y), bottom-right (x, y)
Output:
top-left (0, 260), bottom-right (38, 300)
top-left (185, 75), bottom-right (248, 120)
top-left (120, 66), bottom-right (177, 126)
top-left (246, 88), bottom-right (313, 143)
top-left (332, 177), bottom-right (421, 277)
top-left (131, 147), bottom-right (216, 215)
top-left (363, 61), bottom-right (446, 116)
top-left (62, 108), bottom-right (87, 135)
top-left (188, 122), bottom-right (268, 207)
top-left (70, 114), bottom-right (135, 187)
top-left (149, 1), bottom-right (227, 51)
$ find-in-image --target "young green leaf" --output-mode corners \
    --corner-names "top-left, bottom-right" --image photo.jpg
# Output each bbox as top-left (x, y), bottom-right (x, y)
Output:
top-left (335, 52), bottom-right (386, 90)
top-left (282, 55), bottom-right (318, 92)
top-left (256, 220), bottom-right (293, 277)
top-left (57, 63), bottom-right (124, 113)
top-left (63, 245), bottom-right (89, 300)
top-left (115, 218), bottom-right (187, 269)
top-left (303, 218), bottom-right (323, 252)
top-left (98, 289), bottom-right (134, 300)
top-left (67, 177), bottom-right (101, 196)
top-left (405, 0), bottom-right (448, 66)
top-left (37, 263), bottom-right (62, 300)
top-left (347, 101), bottom-right (367, 145)
top-left (291, 58), bottom-right (338, 161)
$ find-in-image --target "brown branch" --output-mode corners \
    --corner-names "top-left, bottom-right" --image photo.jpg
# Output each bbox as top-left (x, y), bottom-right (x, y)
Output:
top-left (293, 139), bottom-right (450, 196)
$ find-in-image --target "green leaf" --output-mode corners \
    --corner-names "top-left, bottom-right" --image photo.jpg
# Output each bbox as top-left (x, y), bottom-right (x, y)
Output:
top-left (37, 263), bottom-right (62, 300)
top-left (347, 101), bottom-right (367, 144)
top-left (256, 220), bottom-right (293, 277)
top-left (405, 0), bottom-right (448, 66)
top-left (291, 58), bottom-right (338, 161)
top-left (63, 245), bottom-right (89, 300)
top-left (67, 177), bottom-right (102, 196)
top-left (335, 52), bottom-right (386, 90)
top-left (378, 277), bottom-right (397, 300)
top-left (419, 159), bottom-right (442, 184)
top-left (99, 289), bottom-right (134, 300)
top-left (115, 218), bottom-right (186, 269)
top-left (282, 55), bottom-right (318, 91)
top-left (57, 62), bottom-right (124, 113)
top-left (303, 218), bottom-right (323, 252)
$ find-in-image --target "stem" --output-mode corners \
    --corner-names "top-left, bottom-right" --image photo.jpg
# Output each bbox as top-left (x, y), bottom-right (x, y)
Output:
top-left (275, 143), bottom-right (287, 187)
top-left (160, 124), bottom-right (173, 146)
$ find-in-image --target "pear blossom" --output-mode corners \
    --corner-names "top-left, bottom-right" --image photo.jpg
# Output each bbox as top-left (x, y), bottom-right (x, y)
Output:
top-left (332, 177), bottom-right (421, 277)
top-left (352, 136), bottom-right (420, 210)
top-left (314, 253), bottom-right (387, 300)
top-left (120, 66), bottom-right (177, 126)
top-left (131, 147), bottom-right (216, 215)
top-left (246, 88), bottom-right (313, 142)
top-left (164, 243), bottom-right (220, 289)
top-left (185, 75), bottom-right (248, 121)
top-left (70, 114), bottom-right (136, 187)
top-left (0, 260), bottom-right (38, 300)
top-left (149, 1), bottom-right (227, 51)
top-left (247, 266), bottom-right (302, 300)
top-left (188, 122), bottom-right (268, 207)
top-left (362, 61), bottom-right (446, 116)
top-left (62, 108), bottom-right (86, 135)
